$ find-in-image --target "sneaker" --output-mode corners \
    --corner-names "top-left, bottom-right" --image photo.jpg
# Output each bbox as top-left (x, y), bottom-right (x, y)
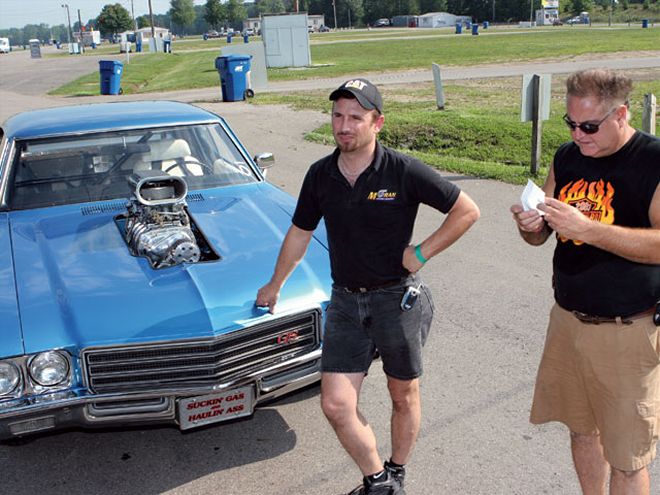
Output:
top-left (345, 470), bottom-right (404, 495)
top-left (384, 460), bottom-right (406, 488)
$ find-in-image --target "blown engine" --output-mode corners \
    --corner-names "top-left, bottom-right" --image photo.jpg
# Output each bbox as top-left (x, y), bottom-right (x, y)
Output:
top-left (123, 171), bottom-right (201, 269)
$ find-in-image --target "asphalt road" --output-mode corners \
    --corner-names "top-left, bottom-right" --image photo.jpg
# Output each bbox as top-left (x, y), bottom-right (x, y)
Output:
top-left (1, 46), bottom-right (659, 495)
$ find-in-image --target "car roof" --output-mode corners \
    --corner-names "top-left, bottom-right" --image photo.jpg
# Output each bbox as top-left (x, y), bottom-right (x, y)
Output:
top-left (2, 101), bottom-right (222, 141)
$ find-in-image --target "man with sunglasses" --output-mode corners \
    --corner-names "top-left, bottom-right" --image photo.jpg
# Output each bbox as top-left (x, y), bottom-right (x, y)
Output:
top-left (511, 69), bottom-right (660, 494)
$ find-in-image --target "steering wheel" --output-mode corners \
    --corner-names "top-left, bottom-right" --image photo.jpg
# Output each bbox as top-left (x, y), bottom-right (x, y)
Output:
top-left (164, 158), bottom-right (214, 176)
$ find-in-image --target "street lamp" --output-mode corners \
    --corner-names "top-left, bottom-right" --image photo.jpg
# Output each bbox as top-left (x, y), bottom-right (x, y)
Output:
top-left (61, 4), bottom-right (72, 45)
top-left (332, 0), bottom-right (338, 29)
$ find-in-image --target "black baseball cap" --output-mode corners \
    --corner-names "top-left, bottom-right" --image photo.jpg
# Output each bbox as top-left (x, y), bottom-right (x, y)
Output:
top-left (329, 78), bottom-right (383, 114)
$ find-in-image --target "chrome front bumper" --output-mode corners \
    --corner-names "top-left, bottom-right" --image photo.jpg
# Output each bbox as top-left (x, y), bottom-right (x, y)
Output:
top-left (0, 349), bottom-right (321, 440)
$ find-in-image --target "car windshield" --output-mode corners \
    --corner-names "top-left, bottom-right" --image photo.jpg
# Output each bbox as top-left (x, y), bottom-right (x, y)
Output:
top-left (8, 123), bottom-right (258, 209)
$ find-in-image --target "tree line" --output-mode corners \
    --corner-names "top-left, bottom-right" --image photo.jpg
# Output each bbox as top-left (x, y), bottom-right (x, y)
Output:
top-left (0, 0), bottom-right (656, 45)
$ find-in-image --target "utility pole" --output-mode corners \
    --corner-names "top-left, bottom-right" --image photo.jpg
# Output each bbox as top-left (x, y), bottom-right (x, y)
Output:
top-left (148, 0), bottom-right (156, 39)
top-left (77, 8), bottom-right (84, 53)
top-left (332, 0), bottom-right (338, 29)
top-left (131, 0), bottom-right (138, 31)
top-left (61, 4), bottom-right (72, 45)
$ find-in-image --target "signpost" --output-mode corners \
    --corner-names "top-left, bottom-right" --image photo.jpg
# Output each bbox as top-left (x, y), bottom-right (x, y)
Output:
top-left (521, 74), bottom-right (551, 175)
top-left (432, 63), bottom-right (445, 110)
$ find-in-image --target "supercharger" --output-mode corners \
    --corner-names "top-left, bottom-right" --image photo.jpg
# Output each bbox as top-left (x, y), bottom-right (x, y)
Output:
top-left (123, 171), bottom-right (201, 269)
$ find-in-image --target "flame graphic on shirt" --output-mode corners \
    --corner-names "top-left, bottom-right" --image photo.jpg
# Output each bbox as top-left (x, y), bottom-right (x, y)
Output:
top-left (558, 179), bottom-right (615, 245)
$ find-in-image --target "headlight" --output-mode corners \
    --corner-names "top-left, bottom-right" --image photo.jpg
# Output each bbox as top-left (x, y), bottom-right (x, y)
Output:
top-left (0, 362), bottom-right (21, 395)
top-left (28, 351), bottom-right (69, 387)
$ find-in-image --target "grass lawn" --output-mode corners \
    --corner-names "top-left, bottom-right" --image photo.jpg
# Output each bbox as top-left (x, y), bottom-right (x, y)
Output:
top-left (50, 27), bottom-right (659, 95)
top-left (252, 73), bottom-right (660, 184)
top-left (47, 27), bottom-right (660, 185)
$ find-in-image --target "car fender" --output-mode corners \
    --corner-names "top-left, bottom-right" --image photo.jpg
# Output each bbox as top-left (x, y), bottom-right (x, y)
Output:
top-left (0, 213), bottom-right (24, 357)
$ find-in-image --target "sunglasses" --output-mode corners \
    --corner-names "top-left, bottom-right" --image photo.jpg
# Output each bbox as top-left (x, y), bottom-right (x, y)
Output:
top-left (562, 107), bottom-right (618, 134)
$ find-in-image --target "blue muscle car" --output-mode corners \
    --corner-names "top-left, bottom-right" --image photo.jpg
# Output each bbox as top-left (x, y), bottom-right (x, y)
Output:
top-left (0, 101), bottom-right (331, 439)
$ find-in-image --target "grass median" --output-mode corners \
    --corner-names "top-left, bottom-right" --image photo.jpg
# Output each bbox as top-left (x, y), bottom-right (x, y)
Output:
top-left (252, 74), bottom-right (660, 185)
top-left (49, 27), bottom-right (659, 185)
top-left (50, 27), bottom-right (658, 96)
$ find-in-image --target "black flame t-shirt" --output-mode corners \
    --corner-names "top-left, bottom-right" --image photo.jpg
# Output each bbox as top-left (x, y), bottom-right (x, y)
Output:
top-left (552, 130), bottom-right (660, 317)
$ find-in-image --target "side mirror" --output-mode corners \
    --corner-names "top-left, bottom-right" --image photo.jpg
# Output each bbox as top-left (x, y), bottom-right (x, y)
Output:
top-left (254, 152), bottom-right (274, 176)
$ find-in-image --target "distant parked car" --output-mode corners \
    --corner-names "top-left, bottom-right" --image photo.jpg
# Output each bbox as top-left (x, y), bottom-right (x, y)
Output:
top-left (204, 30), bottom-right (221, 39)
top-left (552, 19), bottom-right (563, 26)
top-left (374, 18), bottom-right (391, 27)
top-left (0, 101), bottom-right (332, 441)
top-left (318, 25), bottom-right (330, 32)
top-left (565, 16), bottom-right (581, 24)
top-left (242, 28), bottom-right (255, 36)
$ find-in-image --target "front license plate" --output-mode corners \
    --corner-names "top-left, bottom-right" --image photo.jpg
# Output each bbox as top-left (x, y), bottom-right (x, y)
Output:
top-left (178, 386), bottom-right (254, 430)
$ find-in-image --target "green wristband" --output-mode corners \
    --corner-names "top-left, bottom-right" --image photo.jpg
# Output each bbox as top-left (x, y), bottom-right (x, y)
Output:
top-left (415, 244), bottom-right (428, 264)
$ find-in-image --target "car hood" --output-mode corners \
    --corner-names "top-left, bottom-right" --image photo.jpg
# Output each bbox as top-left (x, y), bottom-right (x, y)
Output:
top-left (8, 184), bottom-right (331, 355)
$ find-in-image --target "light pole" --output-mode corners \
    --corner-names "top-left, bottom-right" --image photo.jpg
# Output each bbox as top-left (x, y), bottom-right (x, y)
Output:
top-left (62, 4), bottom-right (72, 45)
top-left (148, 0), bottom-right (155, 39)
top-left (77, 8), bottom-right (84, 53)
top-left (131, 0), bottom-right (137, 31)
top-left (332, 0), bottom-right (338, 29)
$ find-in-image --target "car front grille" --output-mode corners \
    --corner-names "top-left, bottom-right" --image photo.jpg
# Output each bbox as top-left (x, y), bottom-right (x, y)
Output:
top-left (82, 309), bottom-right (321, 393)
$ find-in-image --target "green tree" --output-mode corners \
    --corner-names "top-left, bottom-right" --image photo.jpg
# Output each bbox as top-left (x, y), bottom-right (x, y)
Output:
top-left (170, 0), bottom-right (196, 33)
top-left (226, 0), bottom-right (248, 28)
top-left (136, 15), bottom-right (150, 29)
top-left (420, 0), bottom-right (448, 11)
top-left (204, 0), bottom-right (226, 29)
top-left (257, 0), bottom-right (286, 14)
top-left (96, 4), bottom-right (133, 37)
top-left (570, 0), bottom-right (593, 13)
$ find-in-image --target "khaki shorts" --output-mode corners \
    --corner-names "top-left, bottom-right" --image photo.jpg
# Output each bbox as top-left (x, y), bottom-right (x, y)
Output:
top-left (530, 303), bottom-right (660, 471)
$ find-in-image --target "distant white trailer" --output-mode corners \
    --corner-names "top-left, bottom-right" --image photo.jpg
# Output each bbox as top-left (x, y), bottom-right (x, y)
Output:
top-left (0, 38), bottom-right (10, 54)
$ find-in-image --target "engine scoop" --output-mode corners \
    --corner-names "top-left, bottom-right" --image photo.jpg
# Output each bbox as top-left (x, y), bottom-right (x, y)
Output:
top-left (120, 171), bottom-right (212, 269)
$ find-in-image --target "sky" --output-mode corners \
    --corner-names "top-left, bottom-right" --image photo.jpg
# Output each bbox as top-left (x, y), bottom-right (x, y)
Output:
top-left (0, 0), bottom-right (207, 30)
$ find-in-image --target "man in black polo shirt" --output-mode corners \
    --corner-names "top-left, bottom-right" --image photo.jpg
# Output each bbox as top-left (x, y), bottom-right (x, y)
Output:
top-left (256, 78), bottom-right (480, 495)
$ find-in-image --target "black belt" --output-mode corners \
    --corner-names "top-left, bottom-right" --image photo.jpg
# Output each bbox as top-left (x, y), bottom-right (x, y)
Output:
top-left (339, 278), bottom-right (409, 294)
top-left (571, 307), bottom-right (655, 325)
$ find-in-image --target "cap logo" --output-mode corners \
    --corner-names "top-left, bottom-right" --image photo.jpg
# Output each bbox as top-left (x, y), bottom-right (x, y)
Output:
top-left (344, 79), bottom-right (367, 91)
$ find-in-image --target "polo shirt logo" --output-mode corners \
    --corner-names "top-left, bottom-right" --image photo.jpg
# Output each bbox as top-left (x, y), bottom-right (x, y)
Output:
top-left (367, 189), bottom-right (397, 201)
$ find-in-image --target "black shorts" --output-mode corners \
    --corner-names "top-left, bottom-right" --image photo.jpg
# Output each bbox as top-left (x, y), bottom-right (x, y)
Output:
top-left (321, 275), bottom-right (435, 380)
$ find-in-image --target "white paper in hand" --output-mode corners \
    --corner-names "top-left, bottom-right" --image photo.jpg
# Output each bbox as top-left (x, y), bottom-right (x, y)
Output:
top-left (521, 179), bottom-right (546, 215)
